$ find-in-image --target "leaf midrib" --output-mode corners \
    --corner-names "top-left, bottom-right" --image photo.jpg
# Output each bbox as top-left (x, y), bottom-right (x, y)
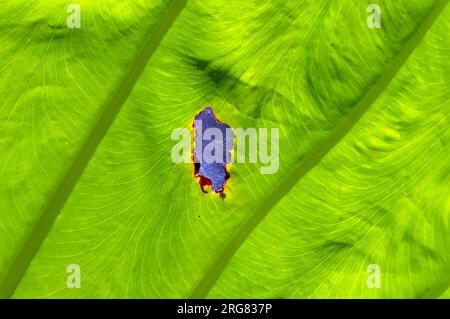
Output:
top-left (190, 0), bottom-right (449, 298)
top-left (0, 0), bottom-right (188, 299)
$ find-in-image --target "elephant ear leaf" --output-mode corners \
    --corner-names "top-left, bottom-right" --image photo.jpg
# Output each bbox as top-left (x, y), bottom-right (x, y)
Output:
top-left (0, 0), bottom-right (449, 299)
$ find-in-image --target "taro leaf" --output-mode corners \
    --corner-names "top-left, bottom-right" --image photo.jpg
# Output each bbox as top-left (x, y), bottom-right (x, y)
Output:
top-left (0, 0), bottom-right (449, 298)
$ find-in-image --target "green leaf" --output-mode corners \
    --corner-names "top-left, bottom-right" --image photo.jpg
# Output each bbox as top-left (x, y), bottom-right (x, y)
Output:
top-left (0, 0), bottom-right (448, 298)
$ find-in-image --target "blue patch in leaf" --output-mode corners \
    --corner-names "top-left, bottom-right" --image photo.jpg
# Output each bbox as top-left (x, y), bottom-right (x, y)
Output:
top-left (193, 107), bottom-right (234, 193)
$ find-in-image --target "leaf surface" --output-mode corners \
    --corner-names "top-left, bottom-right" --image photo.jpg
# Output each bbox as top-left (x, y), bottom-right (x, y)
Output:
top-left (0, 0), bottom-right (448, 298)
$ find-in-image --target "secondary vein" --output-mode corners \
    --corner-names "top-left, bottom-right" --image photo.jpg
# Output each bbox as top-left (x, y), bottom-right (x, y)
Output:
top-left (190, 0), bottom-right (449, 298)
top-left (0, 0), bottom-right (188, 299)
